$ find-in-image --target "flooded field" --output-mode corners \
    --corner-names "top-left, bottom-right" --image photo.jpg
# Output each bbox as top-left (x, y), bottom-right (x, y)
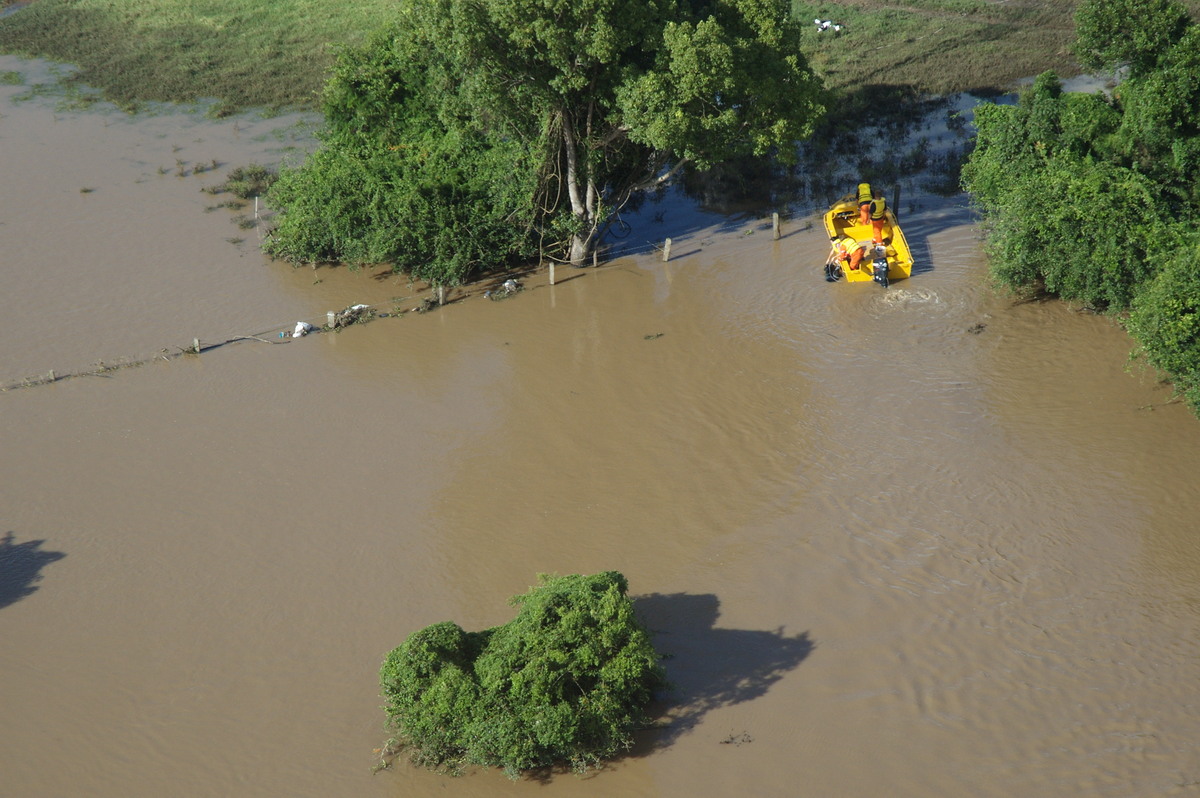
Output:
top-left (3, 54), bottom-right (1200, 798)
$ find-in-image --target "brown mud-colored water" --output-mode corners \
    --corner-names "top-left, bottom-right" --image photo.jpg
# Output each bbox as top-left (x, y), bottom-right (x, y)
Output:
top-left (3, 54), bottom-right (1200, 798)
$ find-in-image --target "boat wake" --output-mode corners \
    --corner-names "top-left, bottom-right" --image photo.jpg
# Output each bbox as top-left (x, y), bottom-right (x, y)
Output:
top-left (872, 287), bottom-right (943, 310)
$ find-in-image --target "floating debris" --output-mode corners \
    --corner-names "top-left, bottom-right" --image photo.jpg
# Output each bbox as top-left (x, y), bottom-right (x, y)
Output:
top-left (486, 278), bottom-right (523, 301)
top-left (292, 321), bottom-right (314, 338)
top-left (328, 303), bottom-right (373, 329)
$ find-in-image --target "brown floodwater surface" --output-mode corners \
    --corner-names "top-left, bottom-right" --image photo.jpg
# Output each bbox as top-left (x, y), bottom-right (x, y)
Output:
top-left (3, 55), bottom-right (1200, 797)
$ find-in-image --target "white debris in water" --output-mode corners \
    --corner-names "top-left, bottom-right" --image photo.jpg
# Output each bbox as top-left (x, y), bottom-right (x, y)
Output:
top-left (292, 321), bottom-right (315, 338)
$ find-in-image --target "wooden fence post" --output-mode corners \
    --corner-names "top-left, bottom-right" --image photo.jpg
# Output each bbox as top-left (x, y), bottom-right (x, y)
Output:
top-left (772, 212), bottom-right (780, 240)
top-left (663, 238), bottom-right (672, 262)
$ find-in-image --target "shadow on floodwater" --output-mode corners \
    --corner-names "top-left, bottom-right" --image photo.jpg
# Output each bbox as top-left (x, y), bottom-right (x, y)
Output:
top-left (0, 531), bottom-right (67, 610)
top-left (633, 592), bottom-right (815, 748)
top-left (516, 592), bottom-right (814, 784)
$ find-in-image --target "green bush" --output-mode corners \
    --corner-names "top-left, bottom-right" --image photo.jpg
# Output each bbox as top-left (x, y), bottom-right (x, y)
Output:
top-left (1074, 0), bottom-right (1191, 77)
top-left (379, 572), bottom-right (666, 777)
top-left (217, 164), bottom-right (277, 200)
top-left (1127, 232), bottom-right (1200, 413)
top-left (962, 73), bottom-right (1167, 310)
top-left (962, 5), bottom-right (1200, 420)
top-left (263, 22), bottom-right (540, 283)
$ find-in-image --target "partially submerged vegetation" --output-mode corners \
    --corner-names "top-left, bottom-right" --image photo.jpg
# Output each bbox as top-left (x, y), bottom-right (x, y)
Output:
top-left (962, 0), bottom-right (1200, 415)
top-left (264, 0), bottom-right (825, 281)
top-left (379, 572), bottom-right (666, 777)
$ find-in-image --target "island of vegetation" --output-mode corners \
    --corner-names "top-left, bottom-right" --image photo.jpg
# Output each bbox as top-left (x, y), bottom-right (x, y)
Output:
top-left (378, 571), bottom-right (666, 776)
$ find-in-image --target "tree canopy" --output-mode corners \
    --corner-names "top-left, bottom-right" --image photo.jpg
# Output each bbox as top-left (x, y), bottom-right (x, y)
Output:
top-left (265, 0), bottom-right (824, 280)
top-left (1073, 0), bottom-right (1192, 78)
top-left (379, 571), bottom-right (666, 776)
top-left (962, 0), bottom-right (1200, 416)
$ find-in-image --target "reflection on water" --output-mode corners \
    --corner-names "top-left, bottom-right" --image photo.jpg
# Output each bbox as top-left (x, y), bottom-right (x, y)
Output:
top-left (2, 53), bottom-right (1200, 798)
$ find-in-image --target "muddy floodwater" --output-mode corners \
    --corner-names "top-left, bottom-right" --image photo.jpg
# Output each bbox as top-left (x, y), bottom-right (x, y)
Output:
top-left (3, 55), bottom-right (1200, 798)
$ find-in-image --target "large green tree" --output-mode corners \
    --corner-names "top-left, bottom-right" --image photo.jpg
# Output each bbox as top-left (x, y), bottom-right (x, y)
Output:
top-left (267, 0), bottom-right (824, 275)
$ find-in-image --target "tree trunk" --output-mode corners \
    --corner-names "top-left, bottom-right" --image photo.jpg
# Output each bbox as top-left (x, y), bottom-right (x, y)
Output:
top-left (561, 112), bottom-right (596, 267)
top-left (569, 232), bottom-right (590, 265)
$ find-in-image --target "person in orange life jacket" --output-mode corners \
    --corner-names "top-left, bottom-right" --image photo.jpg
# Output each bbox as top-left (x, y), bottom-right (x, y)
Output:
top-left (857, 182), bottom-right (887, 245)
top-left (833, 235), bottom-right (872, 271)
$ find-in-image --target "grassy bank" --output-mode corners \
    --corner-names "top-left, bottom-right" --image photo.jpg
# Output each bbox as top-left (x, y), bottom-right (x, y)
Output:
top-left (1, 0), bottom-right (1175, 115)
top-left (0, 0), bottom-right (394, 114)
top-left (796, 0), bottom-right (1083, 95)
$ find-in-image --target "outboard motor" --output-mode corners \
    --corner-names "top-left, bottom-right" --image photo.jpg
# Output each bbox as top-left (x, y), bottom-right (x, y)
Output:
top-left (871, 246), bottom-right (889, 288)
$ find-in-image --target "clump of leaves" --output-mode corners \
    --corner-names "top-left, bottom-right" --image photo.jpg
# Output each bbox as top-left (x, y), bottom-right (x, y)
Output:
top-left (214, 163), bottom-right (277, 199)
top-left (379, 572), bottom-right (666, 778)
top-left (1126, 232), bottom-right (1200, 414)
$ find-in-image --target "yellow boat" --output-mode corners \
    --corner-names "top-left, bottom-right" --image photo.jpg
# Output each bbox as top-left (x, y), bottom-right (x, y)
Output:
top-left (822, 183), bottom-right (914, 287)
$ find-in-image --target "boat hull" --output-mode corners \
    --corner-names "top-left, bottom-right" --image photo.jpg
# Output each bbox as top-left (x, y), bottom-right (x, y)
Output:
top-left (822, 198), bottom-right (914, 284)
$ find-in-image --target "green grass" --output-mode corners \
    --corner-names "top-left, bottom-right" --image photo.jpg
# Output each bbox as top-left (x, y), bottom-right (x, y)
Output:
top-left (3, 0), bottom-right (1199, 114)
top-left (0, 0), bottom-right (396, 114)
top-left (796, 0), bottom-right (1084, 95)
top-left (796, 0), bottom-right (1200, 95)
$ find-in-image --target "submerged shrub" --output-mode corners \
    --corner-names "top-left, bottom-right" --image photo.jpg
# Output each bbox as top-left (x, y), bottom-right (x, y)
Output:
top-left (1127, 233), bottom-right (1200, 413)
top-left (379, 572), bottom-right (666, 777)
top-left (215, 163), bottom-right (277, 199)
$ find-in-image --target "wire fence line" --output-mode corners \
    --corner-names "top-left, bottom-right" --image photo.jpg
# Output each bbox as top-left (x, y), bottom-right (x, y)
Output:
top-left (0, 297), bottom-right (422, 393)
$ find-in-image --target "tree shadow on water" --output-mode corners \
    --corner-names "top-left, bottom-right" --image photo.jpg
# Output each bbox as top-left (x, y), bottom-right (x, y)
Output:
top-left (0, 531), bottom-right (67, 610)
top-left (631, 592), bottom-right (815, 751)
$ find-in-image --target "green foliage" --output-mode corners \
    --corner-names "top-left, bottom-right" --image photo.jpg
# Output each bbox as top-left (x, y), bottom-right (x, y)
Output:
top-left (617, 2), bottom-right (822, 167)
top-left (265, 131), bottom-right (536, 283)
top-left (962, 73), bottom-right (1165, 309)
top-left (216, 164), bottom-right (277, 200)
top-left (266, 0), bottom-right (824, 270)
top-left (379, 572), bottom-right (666, 777)
top-left (964, 4), bottom-right (1200, 419)
top-left (976, 155), bottom-right (1163, 308)
top-left (1113, 25), bottom-right (1200, 196)
top-left (1074, 0), bottom-right (1191, 77)
top-left (1127, 232), bottom-right (1200, 413)
top-left (264, 22), bottom-right (540, 282)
